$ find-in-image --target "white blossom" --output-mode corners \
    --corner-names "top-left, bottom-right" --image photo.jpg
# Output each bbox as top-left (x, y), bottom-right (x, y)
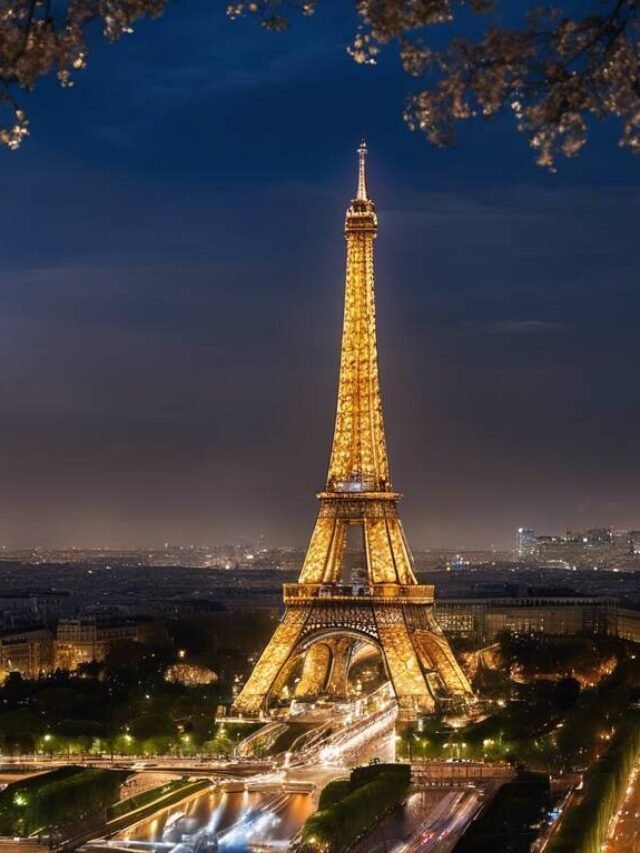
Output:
top-left (0, 0), bottom-right (166, 150)
top-left (231, 0), bottom-right (640, 169)
top-left (3, 0), bottom-right (640, 167)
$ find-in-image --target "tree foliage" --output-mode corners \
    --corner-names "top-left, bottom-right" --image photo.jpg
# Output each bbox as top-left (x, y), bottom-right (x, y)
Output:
top-left (301, 764), bottom-right (410, 852)
top-left (2, 1), bottom-right (640, 166)
top-left (234, 0), bottom-right (640, 169)
top-left (0, 631), bottom-right (225, 754)
top-left (0, 0), bottom-right (166, 148)
top-left (0, 708), bottom-right (44, 751)
top-left (497, 630), bottom-right (619, 679)
top-left (0, 766), bottom-right (128, 835)
top-left (548, 712), bottom-right (640, 853)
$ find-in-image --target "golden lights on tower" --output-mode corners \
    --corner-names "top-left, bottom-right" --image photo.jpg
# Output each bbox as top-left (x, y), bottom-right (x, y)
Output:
top-left (234, 143), bottom-right (472, 720)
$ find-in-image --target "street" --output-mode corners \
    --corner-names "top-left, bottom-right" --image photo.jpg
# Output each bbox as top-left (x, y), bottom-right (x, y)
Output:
top-left (605, 759), bottom-right (640, 852)
top-left (395, 788), bottom-right (487, 853)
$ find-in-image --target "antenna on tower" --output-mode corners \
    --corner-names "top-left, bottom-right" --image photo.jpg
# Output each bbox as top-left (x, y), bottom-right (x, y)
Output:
top-left (357, 137), bottom-right (368, 201)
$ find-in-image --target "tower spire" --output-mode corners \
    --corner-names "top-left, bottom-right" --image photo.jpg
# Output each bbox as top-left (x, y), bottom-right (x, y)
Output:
top-left (357, 137), bottom-right (368, 200)
top-left (328, 140), bottom-right (389, 492)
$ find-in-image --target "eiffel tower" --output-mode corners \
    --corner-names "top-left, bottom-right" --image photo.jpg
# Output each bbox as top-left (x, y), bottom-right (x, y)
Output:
top-left (234, 142), bottom-right (472, 720)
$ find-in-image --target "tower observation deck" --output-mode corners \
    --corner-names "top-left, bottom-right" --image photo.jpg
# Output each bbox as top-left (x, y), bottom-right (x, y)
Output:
top-left (234, 143), bottom-right (472, 720)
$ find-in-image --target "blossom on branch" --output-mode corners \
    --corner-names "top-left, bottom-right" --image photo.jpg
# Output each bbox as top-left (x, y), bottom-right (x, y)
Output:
top-left (0, 0), bottom-right (166, 149)
top-left (3, 0), bottom-right (640, 168)
top-left (229, 0), bottom-right (640, 169)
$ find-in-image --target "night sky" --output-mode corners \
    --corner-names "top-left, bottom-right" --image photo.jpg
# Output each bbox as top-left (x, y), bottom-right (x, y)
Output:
top-left (1, 1), bottom-right (639, 550)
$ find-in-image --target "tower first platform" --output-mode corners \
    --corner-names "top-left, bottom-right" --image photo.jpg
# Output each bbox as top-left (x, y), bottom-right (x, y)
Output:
top-left (234, 143), bottom-right (472, 720)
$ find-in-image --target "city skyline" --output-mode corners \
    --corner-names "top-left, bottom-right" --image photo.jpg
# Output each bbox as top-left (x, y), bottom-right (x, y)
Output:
top-left (1, 2), bottom-right (640, 550)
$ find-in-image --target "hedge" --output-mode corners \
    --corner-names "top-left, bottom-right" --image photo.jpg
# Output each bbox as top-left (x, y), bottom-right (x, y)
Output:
top-left (317, 779), bottom-right (351, 810)
top-left (107, 777), bottom-right (209, 819)
top-left (0, 766), bottom-right (128, 835)
top-left (301, 764), bottom-right (410, 852)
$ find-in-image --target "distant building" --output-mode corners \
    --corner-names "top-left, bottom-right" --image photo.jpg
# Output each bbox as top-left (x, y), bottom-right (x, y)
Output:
top-left (612, 529), bottom-right (633, 555)
top-left (630, 532), bottom-right (640, 555)
top-left (0, 590), bottom-right (73, 628)
top-left (615, 608), bottom-right (640, 643)
top-left (436, 596), bottom-right (615, 642)
top-left (537, 529), bottom-right (612, 565)
top-left (516, 528), bottom-right (538, 558)
top-left (0, 628), bottom-right (54, 678)
top-left (55, 617), bottom-right (166, 670)
top-left (515, 526), bottom-right (640, 568)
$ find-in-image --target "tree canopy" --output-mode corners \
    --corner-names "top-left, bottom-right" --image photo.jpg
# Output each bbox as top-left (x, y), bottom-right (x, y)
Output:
top-left (2, 0), bottom-right (640, 167)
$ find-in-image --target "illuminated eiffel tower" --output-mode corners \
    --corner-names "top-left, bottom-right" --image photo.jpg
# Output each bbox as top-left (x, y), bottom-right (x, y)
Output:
top-left (234, 142), bottom-right (472, 720)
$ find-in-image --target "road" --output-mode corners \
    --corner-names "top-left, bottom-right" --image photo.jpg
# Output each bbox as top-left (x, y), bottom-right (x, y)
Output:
top-left (311, 701), bottom-right (397, 767)
top-left (394, 788), bottom-right (487, 852)
top-left (0, 754), bottom-right (275, 777)
top-left (411, 761), bottom-right (514, 783)
top-left (0, 767), bottom-right (50, 786)
top-left (605, 758), bottom-right (640, 852)
top-left (347, 786), bottom-right (492, 853)
top-left (120, 771), bottom-right (181, 799)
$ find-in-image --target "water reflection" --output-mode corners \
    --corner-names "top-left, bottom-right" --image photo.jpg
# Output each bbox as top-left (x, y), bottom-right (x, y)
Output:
top-left (117, 787), bottom-right (313, 851)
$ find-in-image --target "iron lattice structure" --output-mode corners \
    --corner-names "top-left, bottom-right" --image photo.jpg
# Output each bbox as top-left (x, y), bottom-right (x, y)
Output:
top-left (234, 143), bottom-right (472, 720)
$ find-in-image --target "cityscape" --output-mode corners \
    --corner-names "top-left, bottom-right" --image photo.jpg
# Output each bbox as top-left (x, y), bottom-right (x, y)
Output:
top-left (3, 2), bottom-right (640, 853)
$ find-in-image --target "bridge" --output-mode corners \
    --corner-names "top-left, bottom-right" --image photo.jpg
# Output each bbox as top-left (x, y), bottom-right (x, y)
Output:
top-left (3, 688), bottom-right (515, 853)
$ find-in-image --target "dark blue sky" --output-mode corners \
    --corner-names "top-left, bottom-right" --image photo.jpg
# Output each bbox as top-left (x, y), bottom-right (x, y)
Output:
top-left (1, 1), bottom-right (639, 549)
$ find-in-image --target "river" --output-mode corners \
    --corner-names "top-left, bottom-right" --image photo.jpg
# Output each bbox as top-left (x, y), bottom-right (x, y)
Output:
top-left (115, 786), bottom-right (314, 851)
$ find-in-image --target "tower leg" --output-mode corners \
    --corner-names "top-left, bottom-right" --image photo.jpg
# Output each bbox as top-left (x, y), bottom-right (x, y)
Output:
top-left (295, 642), bottom-right (332, 697)
top-left (413, 628), bottom-right (473, 697)
top-left (270, 651), bottom-right (303, 700)
top-left (374, 610), bottom-right (437, 718)
top-left (325, 637), bottom-right (355, 698)
top-left (234, 608), bottom-right (307, 716)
